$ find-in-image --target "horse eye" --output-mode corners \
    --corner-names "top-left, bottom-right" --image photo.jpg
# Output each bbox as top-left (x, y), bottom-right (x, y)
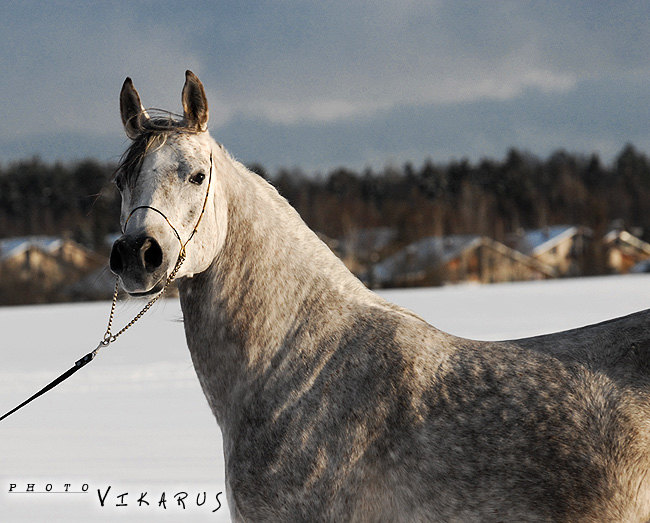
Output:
top-left (189, 171), bottom-right (206, 185)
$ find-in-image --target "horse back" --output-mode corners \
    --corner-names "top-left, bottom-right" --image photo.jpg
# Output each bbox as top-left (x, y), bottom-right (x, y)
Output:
top-left (515, 307), bottom-right (650, 389)
top-left (387, 307), bottom-right (650, 521)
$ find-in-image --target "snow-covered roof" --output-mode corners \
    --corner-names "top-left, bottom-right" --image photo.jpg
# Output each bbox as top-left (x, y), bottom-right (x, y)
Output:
top-left (603, 229), bottom-right (650, 255)
top-left (0, 236), bottom-right (64, 261)
top-left (514, 225), bottom-right (579, 256)
top-left (373, 235), bottom-right (482, 283)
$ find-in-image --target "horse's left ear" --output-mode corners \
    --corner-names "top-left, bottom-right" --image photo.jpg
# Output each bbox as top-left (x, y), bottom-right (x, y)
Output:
top-left (182, 70), bottom-right (209, 131)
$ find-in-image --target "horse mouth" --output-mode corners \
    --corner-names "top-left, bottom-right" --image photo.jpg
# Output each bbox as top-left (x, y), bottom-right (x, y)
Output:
top-left (127, 275), bottom-right (166, 297)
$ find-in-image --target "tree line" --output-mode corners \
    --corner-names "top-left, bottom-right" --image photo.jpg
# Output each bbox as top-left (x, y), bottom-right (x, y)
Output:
top-left (0, 158), bottom-right (119, 251)
top-left (253, 144), bottom-right (650, 249)
top-left (1, 144), bottom-right (649, 258)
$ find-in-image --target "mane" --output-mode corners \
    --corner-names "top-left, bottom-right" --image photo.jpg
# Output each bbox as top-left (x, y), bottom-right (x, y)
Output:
top-left (116, 109), bottom-right (201, 187)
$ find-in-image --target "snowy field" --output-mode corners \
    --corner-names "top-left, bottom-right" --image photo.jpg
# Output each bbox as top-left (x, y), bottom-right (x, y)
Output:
top-left (2, 274), bottom-right (650, 521)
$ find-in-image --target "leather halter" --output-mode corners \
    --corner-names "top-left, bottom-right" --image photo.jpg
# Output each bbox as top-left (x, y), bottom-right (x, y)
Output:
top-left (121, 151), bottom-right (213, 258)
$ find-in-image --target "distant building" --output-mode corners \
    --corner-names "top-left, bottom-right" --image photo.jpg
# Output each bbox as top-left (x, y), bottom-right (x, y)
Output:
top-left (370, 235), bottom-right (555, 288)
top-left (603, 229), bottom-right (650, 274)
top-left (509, 225), bottom-right (592, 277)
top-left (0, 236), bottom-right (104, 304)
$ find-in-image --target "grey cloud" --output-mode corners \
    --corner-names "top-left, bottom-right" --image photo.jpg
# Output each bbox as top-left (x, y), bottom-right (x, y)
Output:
top-left (0, 1), bottom-right (648, 170)
top-left (214, 74), bottom-right (650, 172)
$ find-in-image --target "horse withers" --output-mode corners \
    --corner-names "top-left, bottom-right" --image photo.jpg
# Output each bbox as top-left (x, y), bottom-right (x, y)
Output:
top-left (109, 71), bottom-right (650, 522)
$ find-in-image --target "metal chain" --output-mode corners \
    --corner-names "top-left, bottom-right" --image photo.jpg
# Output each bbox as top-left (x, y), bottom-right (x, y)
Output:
top-left (99, 251), bottom-right (186, 350)
top-left (103, 279), bottom-right (120, 344)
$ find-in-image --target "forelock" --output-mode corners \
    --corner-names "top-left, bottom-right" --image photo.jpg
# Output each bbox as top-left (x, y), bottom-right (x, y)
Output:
top-left (116, 110), bottom-right (201, 186)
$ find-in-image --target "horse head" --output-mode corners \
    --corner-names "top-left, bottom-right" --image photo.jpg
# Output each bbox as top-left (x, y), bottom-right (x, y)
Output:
top-left (110, 71), bottom-right (226, 295)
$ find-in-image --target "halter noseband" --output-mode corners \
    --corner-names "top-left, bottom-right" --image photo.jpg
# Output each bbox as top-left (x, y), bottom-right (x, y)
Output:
top-left (121, 151), bottom-right (213, 258)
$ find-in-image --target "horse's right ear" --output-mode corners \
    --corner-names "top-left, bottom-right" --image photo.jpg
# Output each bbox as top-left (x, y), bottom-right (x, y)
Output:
top-left (120, 77), bottom-right (149, 139)
top-left (182, 70), bottom-right (209, 131)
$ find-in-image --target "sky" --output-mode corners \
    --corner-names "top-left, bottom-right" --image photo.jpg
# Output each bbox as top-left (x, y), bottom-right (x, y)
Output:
top-left (1, 1), bottom-right (649, 173)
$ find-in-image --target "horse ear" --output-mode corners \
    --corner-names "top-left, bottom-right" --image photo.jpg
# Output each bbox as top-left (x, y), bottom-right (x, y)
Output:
top-left (182, 70), bottom-right (209, 131)
top-left (120, 77), bottom-right (149, 139)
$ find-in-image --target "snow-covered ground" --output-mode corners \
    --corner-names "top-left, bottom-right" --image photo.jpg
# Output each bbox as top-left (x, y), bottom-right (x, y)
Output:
top-left (1, 274), bottom-right (649, 521)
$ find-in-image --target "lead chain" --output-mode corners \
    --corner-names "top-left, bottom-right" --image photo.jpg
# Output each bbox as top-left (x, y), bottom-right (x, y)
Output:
top-left (98, 251), bottom-right (186, 352)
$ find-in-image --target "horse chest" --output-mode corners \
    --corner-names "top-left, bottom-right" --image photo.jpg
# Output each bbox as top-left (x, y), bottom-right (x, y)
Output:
top-left (223, 421), bottom-right (387, 521)
top-left (218, 361), bottom-right (408, 520)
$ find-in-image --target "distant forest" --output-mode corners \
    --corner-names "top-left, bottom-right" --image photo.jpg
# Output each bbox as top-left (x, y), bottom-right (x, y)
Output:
top-left (1, 144), bottom-right (649, 255)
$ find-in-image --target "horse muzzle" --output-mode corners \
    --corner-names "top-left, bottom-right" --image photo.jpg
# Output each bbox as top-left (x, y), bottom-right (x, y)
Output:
top-left (110, 234), bottom-right (167, 295)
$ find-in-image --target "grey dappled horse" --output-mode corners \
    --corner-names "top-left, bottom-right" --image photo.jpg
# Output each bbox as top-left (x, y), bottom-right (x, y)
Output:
top-left (110, 71), bottom-right (650, 522)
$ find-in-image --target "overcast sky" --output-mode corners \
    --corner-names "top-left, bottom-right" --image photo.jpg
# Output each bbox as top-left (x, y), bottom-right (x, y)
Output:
top-left (2, 1), bottom-right (648, 172)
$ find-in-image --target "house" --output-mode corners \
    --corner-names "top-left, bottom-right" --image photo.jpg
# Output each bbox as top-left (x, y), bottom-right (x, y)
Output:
top-left (0, 236), bottom-right (104, 304)
top-left (369, 235), bottom-right (555, 288)
top-left (603, 229), bottom-right (650, 274)
top-left (508, 225), bottom-right (592, 277)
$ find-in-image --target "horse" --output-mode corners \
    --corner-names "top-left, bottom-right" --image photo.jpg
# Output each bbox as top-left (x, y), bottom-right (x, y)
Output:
top-left (109, 71), bottom-right (650, 522)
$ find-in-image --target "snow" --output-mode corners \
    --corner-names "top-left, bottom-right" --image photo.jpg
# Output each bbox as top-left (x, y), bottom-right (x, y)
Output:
top-left (2, 274), bottom-right (650, 521)
top-left (512, 225), bottom-right (577, 256)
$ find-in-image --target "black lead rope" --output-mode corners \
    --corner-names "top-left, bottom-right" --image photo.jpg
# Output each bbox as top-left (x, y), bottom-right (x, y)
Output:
top-left (0, 350), bottom-right (97, 422)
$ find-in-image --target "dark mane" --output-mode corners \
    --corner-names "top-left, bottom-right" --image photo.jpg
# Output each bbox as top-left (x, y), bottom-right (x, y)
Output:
top-left (116, 109), bottom-right (200, 186)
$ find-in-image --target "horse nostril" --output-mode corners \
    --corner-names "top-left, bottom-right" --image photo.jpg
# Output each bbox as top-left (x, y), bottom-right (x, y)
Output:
top-left (110, 236), bottom-right (163, 276)
top-left (109, 239), bottom-right (126, 275)
top-left (142, 237), bottom-right (163, 272)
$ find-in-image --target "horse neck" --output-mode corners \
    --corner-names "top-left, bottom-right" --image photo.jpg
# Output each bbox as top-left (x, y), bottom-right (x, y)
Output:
top-left (178, 154), bottom-right (370, 422)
